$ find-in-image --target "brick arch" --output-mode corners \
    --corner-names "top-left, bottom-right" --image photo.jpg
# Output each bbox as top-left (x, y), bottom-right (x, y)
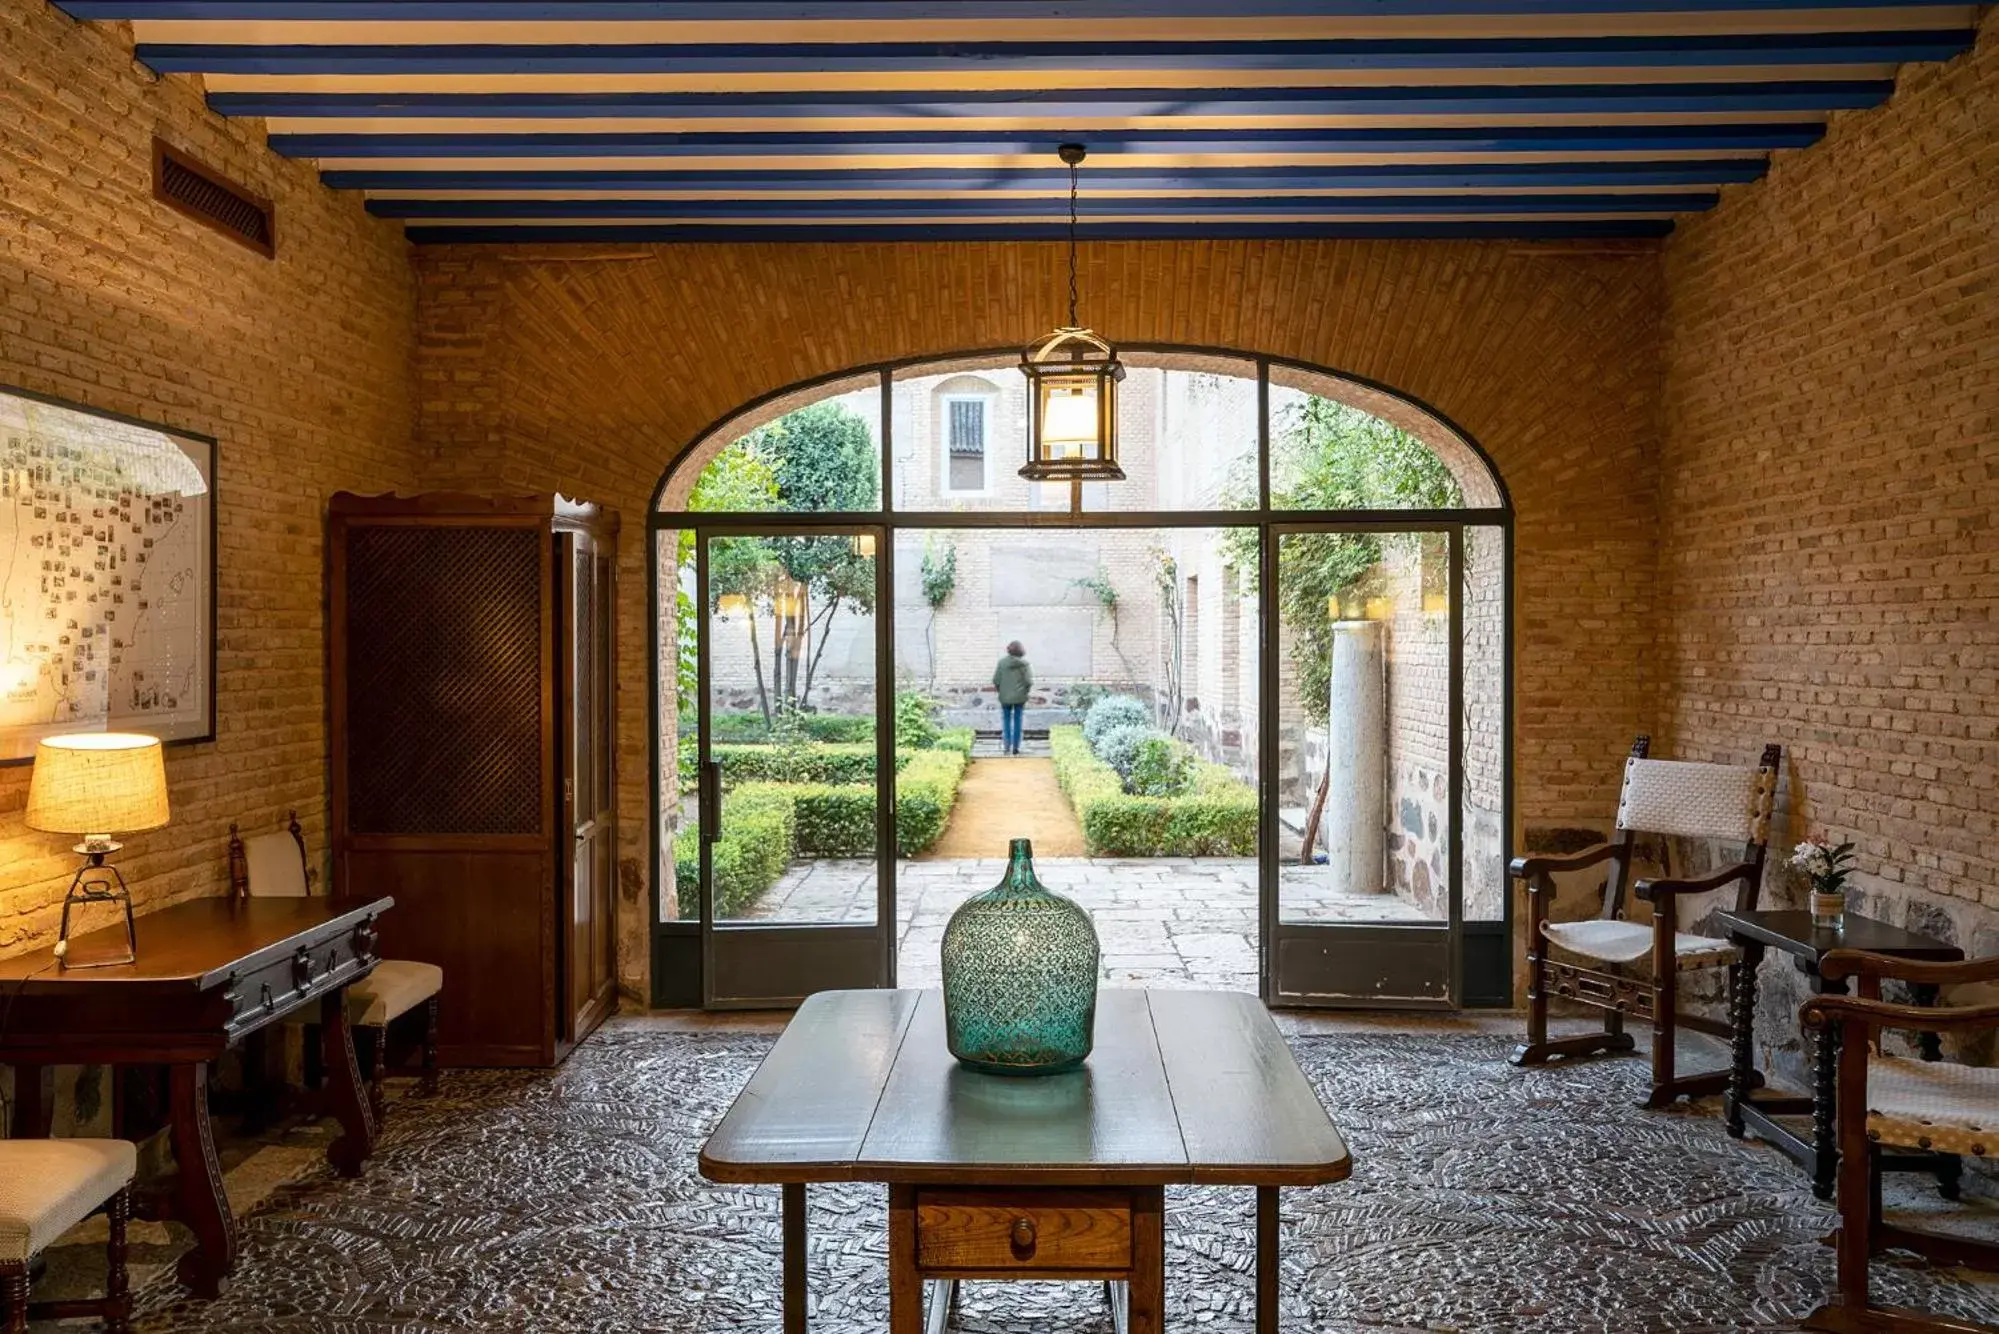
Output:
top-left (650, 345), bottom-right (1511, 515)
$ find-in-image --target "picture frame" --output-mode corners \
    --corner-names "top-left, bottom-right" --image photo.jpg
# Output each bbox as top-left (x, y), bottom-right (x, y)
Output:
top-left (0, 383), bottom-right (217, 764)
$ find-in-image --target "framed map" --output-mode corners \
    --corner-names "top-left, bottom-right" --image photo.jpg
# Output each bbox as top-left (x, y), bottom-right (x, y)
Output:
top-left (0, 385), bottom-right (215, 763)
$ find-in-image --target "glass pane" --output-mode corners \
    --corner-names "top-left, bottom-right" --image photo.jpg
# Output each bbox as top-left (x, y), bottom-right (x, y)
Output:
top-left (1463, 524), bottom-right (1506, 923)
top-left (1276, 530), bottom-right (1451, 926)
top-left (703, 531), bottom-right (879, 926)
top-left (672, 373), bottom-right (883, 515)
top-left (659, 526), bottom-right (686, 922)
top-left (1268, 364), bottom-right (1476, 511)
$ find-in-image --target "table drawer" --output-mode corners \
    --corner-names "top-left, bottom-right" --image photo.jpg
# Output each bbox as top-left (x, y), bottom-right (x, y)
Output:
top-left (916, 1188), bottom-right (1131, 1272)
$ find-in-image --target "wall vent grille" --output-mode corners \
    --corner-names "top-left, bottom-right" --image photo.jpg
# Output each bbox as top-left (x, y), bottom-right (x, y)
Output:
top-left (153, 139), bottom-right (274, 257)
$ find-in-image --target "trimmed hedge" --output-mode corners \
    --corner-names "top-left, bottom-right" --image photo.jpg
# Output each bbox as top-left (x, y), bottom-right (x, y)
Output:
top-left (1049, 726), bottom-right (1257, 857)
top-left (677, 741), bottom-right (897, 791)
top-left (675, 744), bottom-right (971, 916)
top-left (691, 712), bottom-right (876, 745)
top-left (672, 785), bottom-right (796, 920)
top-left (933, 727), bottom-right (976, 757)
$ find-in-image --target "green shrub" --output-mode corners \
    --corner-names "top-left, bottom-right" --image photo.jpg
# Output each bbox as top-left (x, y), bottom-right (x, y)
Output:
top-left (932, 727), bottom-right (976, 756)
top-left (685, 711), bottom-right (875, 745)
top-left (712, 741), bottom-right (887, 788)
top-left (1094, 722), bottom-right (1158, 780)
top-left (1083, 694), bottom-right (1151, 749)
top-left (1049, 726), bottom-right (1256, 857)
top-left (894, 689), bottom-right (941, 750)
top-left (672, 785), bottom-right (795, 919)
top-left (896, 747), bottom-right (969, 855)
top-left (786, 783), bottom-right (877, 856)
top-left (1129, 734), bottom-right (1196, 797)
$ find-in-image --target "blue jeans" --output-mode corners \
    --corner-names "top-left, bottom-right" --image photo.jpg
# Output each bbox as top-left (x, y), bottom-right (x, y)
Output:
top-left (1000, 703), bottom-right (1024, 753)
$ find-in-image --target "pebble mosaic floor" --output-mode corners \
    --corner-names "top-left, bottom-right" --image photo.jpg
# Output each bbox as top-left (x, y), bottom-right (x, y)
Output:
top-left (112, 1013), bottom-right (1999, 1334)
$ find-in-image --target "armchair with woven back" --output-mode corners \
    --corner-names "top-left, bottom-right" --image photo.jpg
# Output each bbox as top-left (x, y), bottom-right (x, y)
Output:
top-left (1801, 950), bottom-right (1999, 1334)
top-left (1512, 734), bottom-right (1783, 1108)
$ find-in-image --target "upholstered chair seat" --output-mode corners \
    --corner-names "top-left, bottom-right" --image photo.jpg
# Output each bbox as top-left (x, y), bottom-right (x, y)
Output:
top-left (1542, 919), bottom-right (1742, 972)
top-left (1864, 1056), bottom-right (1996, 1158)
top-left (0, 1139), bottom-right (134, 1333)
top-left (348, 959), bottom-right (445, 1029)
top-left (0, 1140), bottom-right (133, 1264)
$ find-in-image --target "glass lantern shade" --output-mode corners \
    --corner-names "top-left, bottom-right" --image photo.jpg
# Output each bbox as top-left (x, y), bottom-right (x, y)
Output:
top-left (1020, 328), bottom-right (1125, 482)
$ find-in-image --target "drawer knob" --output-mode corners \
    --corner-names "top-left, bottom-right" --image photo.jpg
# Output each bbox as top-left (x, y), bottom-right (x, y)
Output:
top-left (1009, 1217), bottom-right (1037, 1256)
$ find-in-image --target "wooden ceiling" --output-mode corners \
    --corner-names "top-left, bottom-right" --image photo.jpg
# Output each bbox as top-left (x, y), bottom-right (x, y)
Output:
top-left (57, 1), bottom-right (1982, 243)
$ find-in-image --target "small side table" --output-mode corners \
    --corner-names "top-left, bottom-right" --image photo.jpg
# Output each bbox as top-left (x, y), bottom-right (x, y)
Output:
top-left (1716, 909), bottom-right (1963, 1201)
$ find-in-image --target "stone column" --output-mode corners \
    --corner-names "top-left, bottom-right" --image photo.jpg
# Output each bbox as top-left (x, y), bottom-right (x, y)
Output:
top-left (1324, 621), bottom-right (1387, 896)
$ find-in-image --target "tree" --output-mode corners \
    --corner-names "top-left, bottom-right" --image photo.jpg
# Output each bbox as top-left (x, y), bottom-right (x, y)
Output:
top-left (918, 534), bottom-right (958, 684)
top-left (742, 402), bottom-right (881, 711)
top-left (680, 440), bottom-right (780, 722)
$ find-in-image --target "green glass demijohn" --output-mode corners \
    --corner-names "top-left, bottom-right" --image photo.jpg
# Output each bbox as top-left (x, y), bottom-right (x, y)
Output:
top-left (941, 838), bottom-right (1100, 1075)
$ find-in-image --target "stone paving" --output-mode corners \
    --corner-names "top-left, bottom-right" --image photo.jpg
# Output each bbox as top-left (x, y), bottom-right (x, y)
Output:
top-left (739, 856), bottom-right (1430, 991)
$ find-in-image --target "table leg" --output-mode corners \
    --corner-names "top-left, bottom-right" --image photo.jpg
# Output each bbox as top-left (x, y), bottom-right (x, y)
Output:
top-left (1811, 973), bottom-right (1846, 1202)
top-left (1131, 1186), bottom-right (1164, 1334)
top-left (1911, 983), bottom-right (1944, 1062)
top-left (7, 1064), bottom-right (52, 1138)
top-left (783, 1183), bottom-right (808, 1334)
top-left (925, 1279), bottom-right (955, 1334)
top-left (1726, 942), bottom-right (1763, 1139)
top-left (321, 991), bottom-right (378, 1178)
top-left (889, 1185), bottom-right (920, 1334)
top-left (1256, 1187), bottom-right (1279, 1334)
top-left (168, 1062), bottom-right (235, 1297)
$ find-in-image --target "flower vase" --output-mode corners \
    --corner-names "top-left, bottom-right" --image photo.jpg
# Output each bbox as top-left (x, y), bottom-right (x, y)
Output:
top-left (940, 838), bottom-right (1100, 1075)
top-left (1810, 890), bottom-right (1846, 931)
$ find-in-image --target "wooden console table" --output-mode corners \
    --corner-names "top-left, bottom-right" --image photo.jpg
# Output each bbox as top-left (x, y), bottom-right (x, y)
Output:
top-left (0, 896), bottom-right (390, 1296)
top-left (1716, 908), bottom-right (1963, 1201)
top-left (700, 988), bottom-right (1350, 1334)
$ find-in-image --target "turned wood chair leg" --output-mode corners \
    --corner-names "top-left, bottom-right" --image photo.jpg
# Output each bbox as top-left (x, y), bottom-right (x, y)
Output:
top-left (1644, 970), bottom-right (1678, 1109)
top-left (1513, 937), bottom-right (1550, 1066)
top-left (2, 1262), bottom-right (27, 1334)
top-left (105, 1186), bottom-right (131, 1334)
top-left (358, 1025), bottom-right (387, 1126)
top-left (420, 996), bottom-right (440, 1096)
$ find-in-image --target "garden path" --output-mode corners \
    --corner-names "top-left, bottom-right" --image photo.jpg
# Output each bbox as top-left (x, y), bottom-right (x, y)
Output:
top-left (923, 755), bottom-right (1086, 859)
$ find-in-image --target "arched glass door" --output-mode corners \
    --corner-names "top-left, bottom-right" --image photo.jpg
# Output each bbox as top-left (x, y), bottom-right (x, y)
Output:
top-left (650, 351), bottom-right (1511, 1010)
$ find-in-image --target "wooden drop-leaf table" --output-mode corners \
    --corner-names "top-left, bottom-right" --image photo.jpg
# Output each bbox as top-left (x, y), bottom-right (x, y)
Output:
top-left (700, 988), bottom-right (1351, 1334)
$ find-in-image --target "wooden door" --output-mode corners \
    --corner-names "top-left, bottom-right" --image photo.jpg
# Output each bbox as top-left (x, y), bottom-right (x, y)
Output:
top-left (559, 530), bottom-right (619, 1043)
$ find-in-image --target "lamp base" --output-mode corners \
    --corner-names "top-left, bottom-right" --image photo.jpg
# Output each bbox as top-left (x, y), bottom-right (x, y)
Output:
top-left (55, 852), bottom-right (138, 970)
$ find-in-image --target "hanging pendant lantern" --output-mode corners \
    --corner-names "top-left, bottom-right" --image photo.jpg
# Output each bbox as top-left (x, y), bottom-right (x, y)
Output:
top-left (1021, 144), bottom-right (1125, 483)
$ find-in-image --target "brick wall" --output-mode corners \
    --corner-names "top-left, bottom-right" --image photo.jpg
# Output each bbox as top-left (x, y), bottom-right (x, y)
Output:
top-left (1660, 17), bottom-right (1998, 1067)
top-left (0, 0), bottom-right (417, 956)
top-left (415, 237), bottom-right (1666, 1000)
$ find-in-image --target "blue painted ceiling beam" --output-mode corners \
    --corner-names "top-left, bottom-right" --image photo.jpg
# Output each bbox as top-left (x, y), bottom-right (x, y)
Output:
top-left (208, 81), bottom-right (1895, 120)
top-left (133, 31), bottom-right (1975, 76)
top-left (324, 161), bottom-right (1770, 191)
top-left (367, 191), bottom-right (1716, 218)
top-left (269, 124), bottom-right (1830, 158)
top-left (53, 0), bottom-right (1979, 18)
top-left (399, 219), bottom-right (1678, 244)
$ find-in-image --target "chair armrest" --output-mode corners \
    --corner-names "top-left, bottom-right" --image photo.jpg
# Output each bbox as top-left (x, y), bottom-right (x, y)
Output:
top-left (1633, 860), bottom-right (1757, 903)
top-left (1801, 991), bottom-right (1999, 1036)
top-left (1817, 949), bottom-right (1999, 989)
top-left (1509, 844), bottom-right (1620, 883)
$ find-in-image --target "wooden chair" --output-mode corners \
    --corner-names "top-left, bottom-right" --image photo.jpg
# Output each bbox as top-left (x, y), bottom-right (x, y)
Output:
top-left (0, 1139), bottom-right (134, 1333)
top-left (231, 813), bottom-right (442, 1117)
top-left (1513, 735), bottom-right (1782, 1107)
top-left (1800, 949), bottom-right (1999, 1334)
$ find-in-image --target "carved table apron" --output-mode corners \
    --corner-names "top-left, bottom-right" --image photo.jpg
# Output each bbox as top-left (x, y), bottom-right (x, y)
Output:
top-left (0, 896), bottom-right (391, 1297)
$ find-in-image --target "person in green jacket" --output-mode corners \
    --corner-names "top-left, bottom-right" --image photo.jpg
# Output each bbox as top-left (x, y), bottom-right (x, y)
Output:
top-left (993, 641), bottom-right (1032, 755)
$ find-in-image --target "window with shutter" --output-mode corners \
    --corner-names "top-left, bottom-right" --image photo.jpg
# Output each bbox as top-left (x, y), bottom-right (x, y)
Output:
top-left (943, 396), bottom-right (988, 493)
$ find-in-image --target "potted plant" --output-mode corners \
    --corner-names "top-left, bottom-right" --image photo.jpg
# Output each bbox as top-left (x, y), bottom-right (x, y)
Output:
top-left (1790, 835), bottom-right (1857, 931)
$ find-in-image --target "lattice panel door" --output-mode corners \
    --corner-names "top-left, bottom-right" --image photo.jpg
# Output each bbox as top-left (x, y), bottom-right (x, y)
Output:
top-left (343, 525), bottom-right (545, 836)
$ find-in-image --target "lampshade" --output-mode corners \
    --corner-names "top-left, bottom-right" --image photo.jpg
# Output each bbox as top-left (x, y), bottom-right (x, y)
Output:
top-left (26, 733), bottom-right (170, 836)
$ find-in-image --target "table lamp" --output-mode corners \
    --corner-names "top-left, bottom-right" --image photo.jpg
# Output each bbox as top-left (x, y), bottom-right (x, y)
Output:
top-left (26, 732), bottom-right (170, 968)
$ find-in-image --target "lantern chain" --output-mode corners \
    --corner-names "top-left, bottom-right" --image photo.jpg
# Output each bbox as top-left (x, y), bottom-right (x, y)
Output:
top-left (1067, 155), bottom-right (1080, 329)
